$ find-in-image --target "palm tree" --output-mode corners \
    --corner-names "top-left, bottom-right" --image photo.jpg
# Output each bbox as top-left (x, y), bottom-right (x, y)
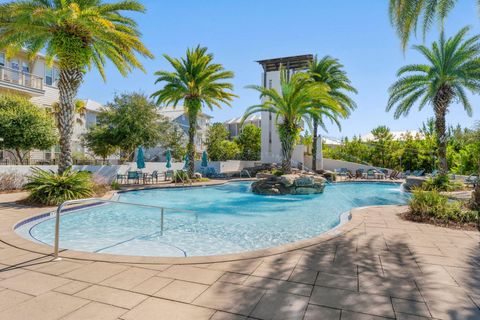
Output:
top-left (244, 70), bottom-right (340, 173)
top-left (387, 27), bottom-right (480, 175)
top-left (307, 56), bottom-right (357, 171)
top-left (389, 0), bottom-right (472, 50)
top-left (151, 46), bottom-right (236, 177)
top-left (0, 0), bottom-right (153, 174)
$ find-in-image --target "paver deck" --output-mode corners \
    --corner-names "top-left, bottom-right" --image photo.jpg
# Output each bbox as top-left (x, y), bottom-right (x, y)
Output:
top-left (0, 191), bottom-right (478, 320)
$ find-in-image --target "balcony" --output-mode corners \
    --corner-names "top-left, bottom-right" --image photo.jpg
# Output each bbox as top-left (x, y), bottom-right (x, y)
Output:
top-left (0, 65), bottom-right (44, 95)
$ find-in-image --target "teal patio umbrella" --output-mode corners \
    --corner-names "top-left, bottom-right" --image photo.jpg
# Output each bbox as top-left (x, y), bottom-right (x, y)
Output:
top-left (183, 154), bottom-right (189, 170)
top-left (201, 151), bottom-right (208, 167)
top-left (165, 150), bottom-right (172, 169)
top-left (136, 147), bottom-right (145, 170)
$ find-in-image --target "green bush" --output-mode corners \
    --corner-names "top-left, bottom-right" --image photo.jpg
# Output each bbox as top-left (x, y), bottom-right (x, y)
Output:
top-left (409, 188), bottom-right (478, 224)
top-left (24, 168), bottom-right (94, 205)
top-left (421, 175), bottom-right (464, 191)
top-left (173, 170), bottom-right (190, 183)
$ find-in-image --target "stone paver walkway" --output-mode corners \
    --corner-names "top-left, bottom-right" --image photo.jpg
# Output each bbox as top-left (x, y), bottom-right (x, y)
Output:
top-left (0, 193), bottom-right (479, 319)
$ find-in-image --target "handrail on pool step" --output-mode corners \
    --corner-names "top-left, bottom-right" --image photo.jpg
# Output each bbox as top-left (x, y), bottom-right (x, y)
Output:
top-left (53, 198), bottom-right (195, 260)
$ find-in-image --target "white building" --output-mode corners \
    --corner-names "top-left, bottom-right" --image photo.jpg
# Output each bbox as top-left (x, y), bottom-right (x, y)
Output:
top-left (224, 114), bottom-right (261, 138)
top-left (257, 55), bottom-right (318, 168)
top-left (72, 99), bottom-right (104, 157)
top-left (0, 49), bottom-right (102, 163)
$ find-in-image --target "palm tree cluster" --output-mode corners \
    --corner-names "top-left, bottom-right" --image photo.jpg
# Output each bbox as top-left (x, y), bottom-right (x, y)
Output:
top-left (389, 1), bottom-right (480, 208)
top-left (243, 62), bottom-right (356, 173)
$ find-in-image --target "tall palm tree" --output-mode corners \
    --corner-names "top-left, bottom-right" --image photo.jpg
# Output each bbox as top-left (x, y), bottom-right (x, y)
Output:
top-left (151, 46), bottom-right (236, 177)
top-left (244, 70), bottom-right (340, 174)
top-left (387, 27), bottom-right (480, 175)
top-left (0, 0), bottom-right (153, 174)
top-left (307, 56), bottom-right (357, 171)
top-left (389, 0), bottom-right (467, 50)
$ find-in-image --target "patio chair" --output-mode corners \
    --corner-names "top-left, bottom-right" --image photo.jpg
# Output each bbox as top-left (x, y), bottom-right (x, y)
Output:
top-left (346, 171), bottom-right (354, 180)
top-left (165, 170), bottom-right (174, 181)
top-left (144, 170), bottom-right (159, 184)
top-left (116, 172), bottom-right (127, 184)
top-left (126, 171), bottom-right (140, 184)
top-left (404, 170), bottom-right (411, 176)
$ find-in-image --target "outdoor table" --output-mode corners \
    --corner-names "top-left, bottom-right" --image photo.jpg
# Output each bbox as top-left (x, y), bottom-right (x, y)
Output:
top-left (375, 172), bottom-right (385, 179)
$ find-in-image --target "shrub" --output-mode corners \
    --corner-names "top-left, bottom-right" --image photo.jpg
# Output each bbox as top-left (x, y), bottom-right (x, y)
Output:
top-left (0, 171), bottom-right (26, 191)
top-left (409, 188), bottom-right (478, 224)
top-left (421, 175), bottom-right (464, 191)
top-left (173, 170), bottom-right (190, 183)
top-left (24, 168), bottom-right (94, 205)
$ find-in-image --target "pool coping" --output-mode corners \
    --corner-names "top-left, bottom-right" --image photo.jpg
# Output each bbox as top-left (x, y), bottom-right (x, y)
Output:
top-left (3, 180), bottom-right (405, 265)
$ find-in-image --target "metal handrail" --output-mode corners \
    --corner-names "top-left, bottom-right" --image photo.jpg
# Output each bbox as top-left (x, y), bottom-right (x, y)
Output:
top-left (53, 197), bottom-right (195, 260)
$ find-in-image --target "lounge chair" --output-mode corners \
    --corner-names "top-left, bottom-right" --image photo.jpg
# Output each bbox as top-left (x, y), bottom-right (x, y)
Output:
top-left (366, 169), bottom-right (376, 179)
top-left (389, 170), bottom-right (398, 180)
top-left (355, 169), bottom-right (364, 179)
top-left (465, 174), bottom-right (478, 187)
top-left (412, 169), bottom-right (425, 176)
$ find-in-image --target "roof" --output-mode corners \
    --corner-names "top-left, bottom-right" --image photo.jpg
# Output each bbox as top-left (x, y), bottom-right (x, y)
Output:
top-left (158, 105), bottom-right (213, 120)
top-left (257, 54), bottom-right (313, 72)
top-left (83, 99), bottom-right (104, 113)
top-left (224, 114), bottom-right (261, 125)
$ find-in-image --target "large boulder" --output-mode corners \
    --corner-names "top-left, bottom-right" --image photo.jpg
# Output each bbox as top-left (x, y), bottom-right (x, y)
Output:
top-left (403, 176), bottom-right (427, 191)
top-left (252, 173), bottom-right (326, 195)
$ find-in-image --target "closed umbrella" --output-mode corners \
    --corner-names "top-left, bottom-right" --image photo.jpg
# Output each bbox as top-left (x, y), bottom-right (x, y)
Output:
top-left (165, 150), bottom-right (172, 169)
top-left (136, 147), bottom-right (145, 170)
top-left (201, 151), bottom-right (208, 167)
top-left (183, 154), bottom-right (189, 170)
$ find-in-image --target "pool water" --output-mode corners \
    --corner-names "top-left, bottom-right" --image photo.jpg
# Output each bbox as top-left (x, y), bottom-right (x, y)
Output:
top-left (23, 182), bottom-right (409, 257)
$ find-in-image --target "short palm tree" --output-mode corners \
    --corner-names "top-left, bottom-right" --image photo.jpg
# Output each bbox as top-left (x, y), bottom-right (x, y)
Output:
top-left (387, 27), bottom-right (480, 175)
top-left (244, 70), bottom-right (340, 173)
top-left (0, 0), bottom-right (153, 174)
top-left (389, 0), bottom-right (471, 50)
top-left (308, 56), bottom-right (357, 171)
top-left (151, 46), bottom-right (236, 177)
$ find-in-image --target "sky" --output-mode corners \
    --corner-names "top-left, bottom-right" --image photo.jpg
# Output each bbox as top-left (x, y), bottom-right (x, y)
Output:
top-left (75, 0), bottom-right (480, 138)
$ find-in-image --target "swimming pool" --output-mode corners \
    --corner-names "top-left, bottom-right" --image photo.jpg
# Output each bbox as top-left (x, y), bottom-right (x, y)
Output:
top-left (17, 181), bottom-right (409, 257)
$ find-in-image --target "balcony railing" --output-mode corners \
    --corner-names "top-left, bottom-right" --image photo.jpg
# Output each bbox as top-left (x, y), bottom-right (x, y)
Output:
top-left (0, 65), bottom-right (43, 91)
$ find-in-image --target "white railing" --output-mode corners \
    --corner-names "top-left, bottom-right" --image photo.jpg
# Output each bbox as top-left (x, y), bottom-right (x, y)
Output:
top-left (53, 198), bottom-right (194, 260)
top-left (0, 65), bottom-right (43, 91)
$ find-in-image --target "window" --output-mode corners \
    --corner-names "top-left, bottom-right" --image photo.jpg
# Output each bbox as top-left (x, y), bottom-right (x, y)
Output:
top-left (53, 67), bottom-right (60, 86)
top-left (0, 53), bottom-right (5, 67)
top-left (45, 66), bottom-right (53, 86)
top-left (21, 62), bottom-right (29, 73)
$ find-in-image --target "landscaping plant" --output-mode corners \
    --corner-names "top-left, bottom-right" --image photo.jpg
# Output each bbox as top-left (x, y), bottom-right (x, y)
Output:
top-left (24, 168), bottom-right (94, 206)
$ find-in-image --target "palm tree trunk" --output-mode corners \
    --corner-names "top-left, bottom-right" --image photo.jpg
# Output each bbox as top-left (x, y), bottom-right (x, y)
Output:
top-left (278, 123), bottom-right (297, 174)
top-left (433, 86), bottom-right (452, 175)
top-left (312, 117), bottom-right (318, 172)
top-left (57, 68), bottom-right (83, 174)
top-left (186, 101), bottom-right (199, 178)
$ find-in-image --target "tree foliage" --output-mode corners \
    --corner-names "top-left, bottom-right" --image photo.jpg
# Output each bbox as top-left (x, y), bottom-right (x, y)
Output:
top-left (0, 94), bottom-right (57, 164)
top-left (244, 69), bottom-right (342, 173)
top-left (87, 93), bottom-right (166, 161)
top-left (235, 124), bottom-right (261, 161)
top-left (387, 27), bottom-right (480, 174)
top-left (206, 123), bottom-right (236, 161)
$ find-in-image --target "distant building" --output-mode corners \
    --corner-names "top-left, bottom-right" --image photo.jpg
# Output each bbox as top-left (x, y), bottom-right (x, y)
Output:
top-left (224, 114), bottom-right (261, 138)
top-left (143, 105), bottom-right (212, 161)
top-left (72, 99), bottom-right (104, 157)
top-left (257, 54), bottom-right (314, 166)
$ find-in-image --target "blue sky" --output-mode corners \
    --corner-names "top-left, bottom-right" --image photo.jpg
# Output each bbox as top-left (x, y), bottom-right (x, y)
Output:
top-left (77, 0), bottom-right (480, 138)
